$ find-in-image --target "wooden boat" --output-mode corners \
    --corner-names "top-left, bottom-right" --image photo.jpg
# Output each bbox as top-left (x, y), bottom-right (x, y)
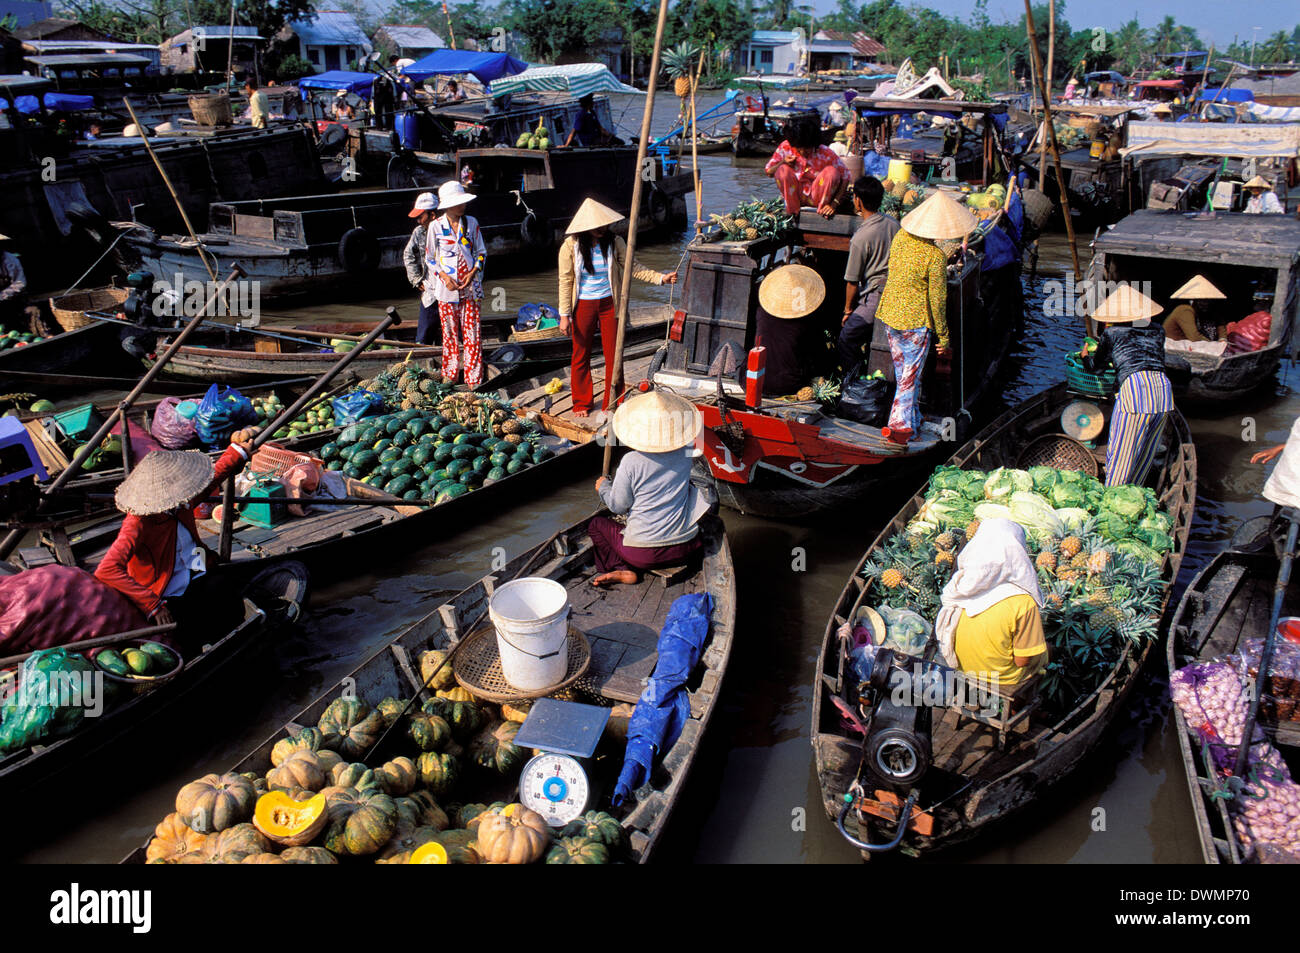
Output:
top-left (1090, 210), bottom-right (1300, 404)
top-left (811, 382), bottom-right (1197, 857)
top-left (0, 320), bottom-right (142, 394)
top-left (0, 561), bottom-right (309, 801)
top-left (855, 98), bottom-right (1012, 189)
top-left (122, 512), bottom-right (735, 863)
top-left (1167, 540), bottom-right (1300, 864)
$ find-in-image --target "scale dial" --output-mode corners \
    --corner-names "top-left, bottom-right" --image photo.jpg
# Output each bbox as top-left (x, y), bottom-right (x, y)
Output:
top-left (519, 753), bottom-right (590, 827)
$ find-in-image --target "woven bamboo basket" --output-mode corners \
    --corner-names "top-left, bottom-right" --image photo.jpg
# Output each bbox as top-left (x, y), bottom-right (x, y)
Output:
top-left (1016, 434), bottom-right (1099, 477)
top-left (48, 286), bottom-right (129, 332)
top-left (509, 324), bottom-right (566, 343)
top-left (189, 92), bottom-right (232, 126)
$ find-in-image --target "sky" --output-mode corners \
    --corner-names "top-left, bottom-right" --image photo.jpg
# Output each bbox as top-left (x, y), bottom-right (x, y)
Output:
top-left (807, 0), bottom-right (1299, 49)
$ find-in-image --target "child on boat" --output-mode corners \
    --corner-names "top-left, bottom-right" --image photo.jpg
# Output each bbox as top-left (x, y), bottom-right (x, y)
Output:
top-left (587, 390), bottom-right (711, 588)
top-left (764, 113), bottom-right (851, 219)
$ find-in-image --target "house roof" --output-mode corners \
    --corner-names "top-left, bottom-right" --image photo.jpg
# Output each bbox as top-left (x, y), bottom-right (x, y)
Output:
top-left (288, 10), bottom-right (370, 48)
top-left (0, 3), bottom-right (53, 32)
top-left (815, 30), bottom-right (885, 57)
top-left (749, 30), bottom-right (798, 45)
top-left (376, 25), bottom-right (445, 50)
top-left (15, 16), bottom-right (102, 40)
top-left (809, 39), bottom-right (857, 55)
top-left (191, 25), bottom-right (263, 40)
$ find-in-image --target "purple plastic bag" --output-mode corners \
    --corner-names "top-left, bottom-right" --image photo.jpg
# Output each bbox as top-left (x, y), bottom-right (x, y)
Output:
top-left (150, 397), bottom-right (197, 449)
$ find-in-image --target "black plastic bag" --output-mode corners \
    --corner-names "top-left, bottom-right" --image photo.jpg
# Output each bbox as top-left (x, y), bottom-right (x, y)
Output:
top-left (838, 362), bottom-right (891, 426)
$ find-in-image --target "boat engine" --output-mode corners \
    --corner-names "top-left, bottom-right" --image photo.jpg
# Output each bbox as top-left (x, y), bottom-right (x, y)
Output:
top-left (118, 271), bottom-right (158, 326)
top-left (857, 646), bottom-right (939, 791)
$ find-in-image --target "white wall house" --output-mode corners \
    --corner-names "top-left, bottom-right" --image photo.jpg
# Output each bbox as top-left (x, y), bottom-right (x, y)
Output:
top-left (283, 10), bottom-right (372, 73)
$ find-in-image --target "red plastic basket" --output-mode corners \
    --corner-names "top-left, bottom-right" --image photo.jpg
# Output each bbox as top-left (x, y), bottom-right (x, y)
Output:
top-left (250, 443), bottom-right (323, 480)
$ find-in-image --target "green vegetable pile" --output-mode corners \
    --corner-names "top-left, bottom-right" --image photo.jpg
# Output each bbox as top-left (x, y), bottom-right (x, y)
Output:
top-left (324, 393), bottom-right (550, 505)
top-left (860, 464), bottom-right (1174, 711)
top-left (707, 198), bottom-right (796, 242)
top-left (948, 77), bottom-right (996, 103)
top-left (255, 393), bottom-right (337, 439)
top-left (0, 330), bottom-right (44, 351)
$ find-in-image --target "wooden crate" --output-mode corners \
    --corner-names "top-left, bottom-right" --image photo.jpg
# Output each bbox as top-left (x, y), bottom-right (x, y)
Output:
top-left (23, 420), bottom-right (68, 476)
top-left (671, 235), bottom-right (781, 374)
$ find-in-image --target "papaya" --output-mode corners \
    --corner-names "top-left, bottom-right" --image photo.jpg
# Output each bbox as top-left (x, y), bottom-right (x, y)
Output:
top-left (96, 649), bottom-right (131, 676)
top-left (123, 648), bottom-right (152, 676)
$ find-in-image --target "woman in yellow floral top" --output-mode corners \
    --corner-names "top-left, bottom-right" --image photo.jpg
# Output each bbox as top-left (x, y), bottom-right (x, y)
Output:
top-left (874, 192), bottom-right (974, 443)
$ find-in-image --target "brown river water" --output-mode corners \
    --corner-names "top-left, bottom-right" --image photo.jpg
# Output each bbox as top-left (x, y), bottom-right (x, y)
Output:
top-left (14, 92), bottom-right (1299, 864)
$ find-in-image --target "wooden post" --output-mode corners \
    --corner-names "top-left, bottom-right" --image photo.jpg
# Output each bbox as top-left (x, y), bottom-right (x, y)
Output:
top-left (225, 0), bottom-right (237, 85)
top-left (1037, 0), bottom-right (1055, 190)
top-left (1197, 44), bottom-right (1215, 107)
top-left (1023, 0), bottom-right (1081, 282)
top-left (602, 0), bottom-right (672, 478)
top-left (691, 43), bottom-right (706, 235)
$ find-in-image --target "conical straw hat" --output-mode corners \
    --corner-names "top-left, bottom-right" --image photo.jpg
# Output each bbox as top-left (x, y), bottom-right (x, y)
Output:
top-left (1089, 284), bottom-right (1164, 323)
top-left (566, 198), bottom-right (625, 235)
top-left (114, 450), bottom-right (215, 516)
top-left (1244, 175), bottom-right (1270, 190)
top-left (899, 191), bottom-right (978, 240)
top-left (1060, 400), bottom-right (1104, 441)
top-left (611, 389), bottom-right (703, 453)
top-left (758, 263), bottom-right (825, 319)
top-left (1151, 102), bottom-right (1173, 114)
top-left (1171, 275), bottom-right (1226, 300)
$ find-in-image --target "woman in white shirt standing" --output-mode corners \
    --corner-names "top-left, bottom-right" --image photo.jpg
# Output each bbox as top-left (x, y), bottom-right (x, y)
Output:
top-left (429, 180), bottom-right (488, 386)
top-left (557, 198), bottom-right (676, 417)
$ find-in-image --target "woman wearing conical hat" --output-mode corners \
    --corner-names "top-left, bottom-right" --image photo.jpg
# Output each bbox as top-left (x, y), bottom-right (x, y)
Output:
top-left (873, 191), bottom-right (975, 444)
top-left (95, 428), bottom-right (259, 637)
top-left (587, 389), bottom-right (711, 588)
top-left (1162, 274), bottom-right (1226, 343)
top-left (1080, 285), bottom-right (1173, 487)
top-left (558, 198), bottom-right (676, 418)
top-left (1243, 175), bottom-right (1283, 215)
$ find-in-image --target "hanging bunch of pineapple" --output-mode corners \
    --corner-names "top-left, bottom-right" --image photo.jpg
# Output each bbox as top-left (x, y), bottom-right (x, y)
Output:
top-left (662, 41), bottom-right (701, 102)
top-left (879, 180), bottom-right (926, 221)
top-left (707, 198), bottom-right (796, 242)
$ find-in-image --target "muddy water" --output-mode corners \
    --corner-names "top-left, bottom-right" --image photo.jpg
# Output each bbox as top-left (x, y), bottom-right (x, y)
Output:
top-left (16, 92), bottom-right (1298, 863)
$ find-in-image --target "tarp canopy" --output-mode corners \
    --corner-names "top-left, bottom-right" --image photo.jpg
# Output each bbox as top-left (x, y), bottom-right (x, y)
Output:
top-left (297, 70), bottom-right (375, 97)
top-left (1122, 121), bottom-right (1300, 159)
top-left (1202, 101), bottom-right (1300, 123)
top-left (1198, 87), bottom-right (1253, 103)
top-left (403, 49), bottom-right (527, 84)
top-left (490, 62), bottom-right (639, 97)
top-left (0, 91), bottom-right (96, 113)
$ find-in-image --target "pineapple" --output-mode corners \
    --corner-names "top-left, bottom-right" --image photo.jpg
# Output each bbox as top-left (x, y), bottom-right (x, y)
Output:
top-left (795, 386), bottom-right (814, 401)
top-left (1059, 536), bottom-right (1082, 560)
top-left (733, 217), bottom-right (749, 229)
top-left (880, 567), bottom-right (904, 589)
top-left (935, 550), bottom-right (956, 569)
top-left (1086, 546), bottom-right (1111, 576)
top-left (662, 42), bottom-right (700, 99)
top-left (744, 227), bottom-right (759, 240)
top-left (965, 519), bottom-right (981, 541)
top-left (1056, 567), bottom-right (1083, 586)
top-left (935, 531), bottom-right (958, 552)
top-left (720, 215), bottom-right (737, 232)
top-left (1070, 552), bottom-right (1090, 571)
top-left (1035, 551), bottom-right (1058, 573)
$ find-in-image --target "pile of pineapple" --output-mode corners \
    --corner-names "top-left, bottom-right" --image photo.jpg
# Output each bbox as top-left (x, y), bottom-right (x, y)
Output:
top-left (434, 389), bottom-right (534, 441)
top-left (795, 377), bottom-right (841, 403)
top-left (360, 358), bottom-right (455, 413)
top-left (515, 119), bottom-right (552, 151)
top-left (878, 181), bottom-right (926, 221)
top-left (707, 198), bottom-right (796, 242)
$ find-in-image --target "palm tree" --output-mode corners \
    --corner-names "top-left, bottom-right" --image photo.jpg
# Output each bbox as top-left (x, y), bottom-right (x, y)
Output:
top-left (1110, 19), bottom-right (1146, 73)
top-left (1262, 30), bottom-right (1291, 64)
top-left (1152, 15), bottom-right (1178, 55)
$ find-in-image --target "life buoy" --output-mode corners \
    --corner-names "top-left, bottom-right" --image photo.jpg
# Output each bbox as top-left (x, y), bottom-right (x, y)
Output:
top-left (520, 211), bottom-right (551, 249)
top-left (648, 187), bottom-right (670, 227)
top-left (338, 227), bottom-right (380, 273)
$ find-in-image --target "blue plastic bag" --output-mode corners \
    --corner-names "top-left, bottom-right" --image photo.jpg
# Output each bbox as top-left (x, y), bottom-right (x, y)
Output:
top-left (515, 303), bottom-right (542, 330)
top-left (331, 389), bottom-right (385, 427)
top-left (195, 383), bottom-right (257, 449)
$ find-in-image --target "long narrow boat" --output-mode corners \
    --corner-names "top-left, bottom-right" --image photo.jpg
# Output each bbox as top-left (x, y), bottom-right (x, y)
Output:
top-left (123, 512), bottom-right (735, 863)
top-left (1167, 542), bottom-right (1300, 864)
top-left (811, 383), bottom-right (1197, 856)
top-left (0, 320), bottom-right (142, 394)
top-left (0, 562), bottom-right (309, 802)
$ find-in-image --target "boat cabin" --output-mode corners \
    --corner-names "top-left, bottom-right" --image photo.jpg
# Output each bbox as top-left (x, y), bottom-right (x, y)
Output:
top-left (850, 98), bottom-right (1010, 187)
top-left (1091, 210), bottom-right (1300, 401)
top-left (25, 52), bottom-right (153, 91)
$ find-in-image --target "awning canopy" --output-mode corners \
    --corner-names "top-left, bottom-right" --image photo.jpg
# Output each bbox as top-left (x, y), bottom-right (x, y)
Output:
top-left (490, 62), bottom-right (639, 97)
top-left (1198, 87), bottom-right (1253, 103)
top-left (1202, 101), bottom-right (1300, 123)
top-left (0, 90), bottom-right (96, 113)
top-left (403, 49), bottom-right (527, 84)
top-left (297, 70), bottom-right (376, 97)
top-left (1122, 121), bottom-right (1300, 159)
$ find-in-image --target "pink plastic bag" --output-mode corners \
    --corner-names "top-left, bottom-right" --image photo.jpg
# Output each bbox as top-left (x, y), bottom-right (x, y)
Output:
top-left (1226, 311), bottom-right (1271, 355)
top-left (151, 398), bottom-right (197, 449)
top-left (281, 461), bottom-right (322, 517)
top-left (0, 566), bottom-right (147, 655)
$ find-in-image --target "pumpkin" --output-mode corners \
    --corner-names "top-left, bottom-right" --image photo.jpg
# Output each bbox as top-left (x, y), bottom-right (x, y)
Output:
top-left (176, 773), bottom-right (258, 833)
top-left (500, 701), bottom-right (530, 724)
top-left (407, 711), bottom-right (451, 752)
top-left (436, 686), bottom-right (474, 703)
top-left (253, 790), bottom-right (328, 846)
top-left (239, 771), bottom-right (269, 794)
top-left (376, 821), bottom-right (444, 862)
top-left (454, 802), bottom-right (489, 829)
top-left (280, 846), bottom-right (338, 864)
top-left (266, 749), bottom-right (326, 793)
top-left (322, 787), bottom-right (398, 856)
top-left (474, 805), bottom-right (551, 864)
top-left (464, 801), bottom-right (509, 833)
top-left (241, 852), bottom-right (287, 864)
top-left (375, 756), bottom-right (418, 796)
top-left (331, 761), bottom-right (380, 791)
top-left (146, 812), bottom-right (211, 863)
top-left (560, 810), bottom-right (625, 853)
top-left (439, 699), bottom-right (483, 740)
top-left (376, 696), bottom-right (409, 726)
top-left (270, 726), bottom-right (324, 767)
top-left (211, 823), bottom-right (273, 863)
top-left (315, 749), bottom-right (344, 773)
top-left (469, 720), bottom-right (525, 776)
top-left (405, 789), bottom-right (449, 829)
top-left (318, 697), bottom-right (385, 759)
top-left (407, 829), bottom-right (479, 864)
top-left (416, 752), bottom-right (460, 796)
top-left (545, 836), bottom-right (610, 865)
top-left (418, 648), bottom-right (456, 691)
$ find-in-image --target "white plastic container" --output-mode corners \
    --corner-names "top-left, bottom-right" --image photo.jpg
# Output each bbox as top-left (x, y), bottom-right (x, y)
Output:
top-left (489, 577), bottom-right (570, 691)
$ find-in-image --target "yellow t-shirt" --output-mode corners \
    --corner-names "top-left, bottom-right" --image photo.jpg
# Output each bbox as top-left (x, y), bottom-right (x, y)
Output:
top-left (953, 593), bottom-right (1047, 688)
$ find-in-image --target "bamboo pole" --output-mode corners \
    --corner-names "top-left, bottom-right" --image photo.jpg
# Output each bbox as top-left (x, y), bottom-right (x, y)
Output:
top-left (225, 0), bottom-right (237, 85)
top-left (601, 0), bottom-right (672, 478)
top-left (1197, 43), bottom-right (1215, 106)
top-left (1037, 0), bottom-right (1055, 190)
top-left (1023, 0), bottom-right (1081, 282)
top-left (690, 43), bottom-right (706, 235)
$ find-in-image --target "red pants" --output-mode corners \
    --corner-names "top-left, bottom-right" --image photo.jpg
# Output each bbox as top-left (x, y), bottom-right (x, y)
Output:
top-left (571, 295), bottom-right (617, 414)
top-left (773, 163), bottom-right (841, 215)
top-left (587, 515), bottom-right (704, 574)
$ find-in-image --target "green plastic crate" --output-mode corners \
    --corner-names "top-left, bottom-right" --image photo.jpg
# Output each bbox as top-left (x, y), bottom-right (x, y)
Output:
top-left (1064, 347), bottom-right (1115, 398)
top-left (52, 403), bottom-right (102, 442)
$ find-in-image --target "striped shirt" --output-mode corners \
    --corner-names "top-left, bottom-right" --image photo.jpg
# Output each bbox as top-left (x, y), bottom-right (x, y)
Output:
top-left (577, 243), bottom-right (613, 299)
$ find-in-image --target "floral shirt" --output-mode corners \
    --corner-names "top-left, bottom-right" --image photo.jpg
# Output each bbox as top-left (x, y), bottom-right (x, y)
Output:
top-left (875, 230), bottom-right (949, 349)
top-left (427, 214), bottom-right (486, 304)
top-left (763, 141), bottom-right (850, 195)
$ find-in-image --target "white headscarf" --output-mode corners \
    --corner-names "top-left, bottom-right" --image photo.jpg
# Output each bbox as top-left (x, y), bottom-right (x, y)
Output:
top-left (934, 518), bottom-right (1043, 667)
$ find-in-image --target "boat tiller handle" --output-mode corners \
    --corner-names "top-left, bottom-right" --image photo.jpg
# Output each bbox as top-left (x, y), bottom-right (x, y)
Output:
top-left (835, 790), bottom-right (919, 853)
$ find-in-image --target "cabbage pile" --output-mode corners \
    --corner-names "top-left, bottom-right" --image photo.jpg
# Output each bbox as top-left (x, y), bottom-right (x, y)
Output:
top-left (911, 465), bottom-right (1173, 565)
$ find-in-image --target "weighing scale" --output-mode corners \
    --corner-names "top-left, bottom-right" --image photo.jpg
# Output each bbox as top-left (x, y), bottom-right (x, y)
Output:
top-left (513, 698), bottom-right (611, 828)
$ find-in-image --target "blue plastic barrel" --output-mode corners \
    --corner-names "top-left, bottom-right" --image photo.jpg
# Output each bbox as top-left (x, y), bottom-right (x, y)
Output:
top-left (395, 112), bottom-right (420, 151)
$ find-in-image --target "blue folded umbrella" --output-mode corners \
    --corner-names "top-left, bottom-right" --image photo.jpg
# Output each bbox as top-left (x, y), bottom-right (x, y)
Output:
top-left (611, 592), bottom-right (714, 806)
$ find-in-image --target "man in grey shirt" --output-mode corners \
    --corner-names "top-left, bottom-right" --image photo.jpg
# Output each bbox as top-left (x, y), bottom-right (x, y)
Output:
top-left (837, 176), bottom-right (899, 372)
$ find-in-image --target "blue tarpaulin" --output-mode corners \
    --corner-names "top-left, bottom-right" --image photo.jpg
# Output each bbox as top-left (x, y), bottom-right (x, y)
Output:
top-left (298, 70), bottom-right (376, 98)
top-left (0, 92), bottom-right (94, 113)
top-left (401, 49), bottom-right (527, 84)
top-left (611, 592), bottom-right (714, 806)
top-left (1198, 87), bottom-right (1253, 103)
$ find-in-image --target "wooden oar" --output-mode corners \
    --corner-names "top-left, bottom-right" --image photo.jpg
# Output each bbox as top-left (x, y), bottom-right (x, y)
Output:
top-left (0, 266), bottom-right (246, 562)
top-left (0, 622), bottom-right (177, 669)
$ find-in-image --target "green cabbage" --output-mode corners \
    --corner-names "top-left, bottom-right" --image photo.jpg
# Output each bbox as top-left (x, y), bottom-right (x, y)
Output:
top-left (1058, 469), bottom-right (1084, 486)
top-left (928, 466), bottom-right (967, 494)
top-left (961, 471), bottom-right (988, 501)
top-left (1093, 509), bottom-right (1132, 541)
top-left (1101, 485), bottom-right (1146, 521)
top-left (1029, 466), bottom-right (1060, 494)
top-left (973, 502), bottom-right (1014, 523)
top-left (1116, 538), bottom-right (1162, 566)
top-left (1055, 507), bottom-right (1091, 533)
top-left (1139, 513), bottom-right (1172, 535)
top-left (1050, 482), bottom-right (1087, 508)
top-left (1133, 526), bottom-right (1173, 554)
top-left (984, 467), bottom-right (1033, 502)
top-left (1008, 491), bottom-right (1064, 540)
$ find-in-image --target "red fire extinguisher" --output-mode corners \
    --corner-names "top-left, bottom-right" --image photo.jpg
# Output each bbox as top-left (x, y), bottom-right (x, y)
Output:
top-left (745, 344), bottom-right (766, 409)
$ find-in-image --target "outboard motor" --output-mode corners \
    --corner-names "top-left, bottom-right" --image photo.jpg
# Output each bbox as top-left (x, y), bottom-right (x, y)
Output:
top-left (118, 270), bottom-right (159, 361)
top-left (858, 647), bottom-right (936, 791)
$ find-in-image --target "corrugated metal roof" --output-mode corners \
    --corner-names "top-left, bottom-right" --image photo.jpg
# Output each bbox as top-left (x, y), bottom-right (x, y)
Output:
top-left (810, 40), bottom-right (857, 54)
top-left (749, 30), bottom-right (798, 45)
top-left (288, 10), bottom-right (370, 48)
top-left (376, 25), bottom-right (445, 50)
top-left (815, 29), bottom-right (885, 57)
top-left (191, 26), bottom-right (263, 40)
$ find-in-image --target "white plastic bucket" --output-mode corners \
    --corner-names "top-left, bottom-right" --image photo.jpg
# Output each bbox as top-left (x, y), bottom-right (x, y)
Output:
top-left (489, 577), bottom-right (570, 691)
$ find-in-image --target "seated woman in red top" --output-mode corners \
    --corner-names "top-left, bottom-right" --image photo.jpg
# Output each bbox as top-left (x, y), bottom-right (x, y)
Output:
top-left (95, 429), bottom-right (257, 639)
top-left (764, 114), bottom-right (850, 219)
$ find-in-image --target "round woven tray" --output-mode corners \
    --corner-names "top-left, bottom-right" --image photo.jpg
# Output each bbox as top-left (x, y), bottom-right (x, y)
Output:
top-left (49, 286), bottom-right (128, 333)
top-left (1016, 433), bottom-right (1099, 476)
top-left (452, 623), bottom-right (591, 703)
